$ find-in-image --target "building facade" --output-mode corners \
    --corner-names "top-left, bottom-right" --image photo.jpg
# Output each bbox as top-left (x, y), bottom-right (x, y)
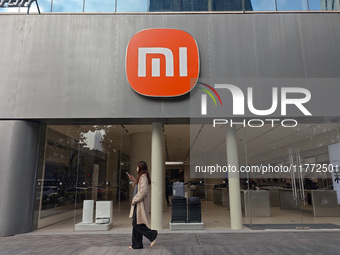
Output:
top-left (1, 1), bottom-right (340, 236)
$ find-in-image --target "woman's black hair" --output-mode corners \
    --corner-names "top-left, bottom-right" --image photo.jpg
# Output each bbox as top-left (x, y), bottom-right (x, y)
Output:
top-left (136, 161), bottom-right (151, 185)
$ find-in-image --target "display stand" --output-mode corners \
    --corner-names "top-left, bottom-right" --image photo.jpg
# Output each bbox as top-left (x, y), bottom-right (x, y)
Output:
top-left (75, 200), bottom-right (113, 231)
top-left (312, 190), bottom-right (340, 217)
top-left (169, 222), bottom-right (204, 230)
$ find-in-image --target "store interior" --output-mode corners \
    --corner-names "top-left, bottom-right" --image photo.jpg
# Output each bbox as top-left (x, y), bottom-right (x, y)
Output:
top-left (33, 122), bottom-right (340, 233)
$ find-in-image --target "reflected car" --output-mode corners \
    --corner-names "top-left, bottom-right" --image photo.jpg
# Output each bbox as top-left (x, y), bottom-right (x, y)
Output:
top-left (42, 186), bottom-right (61, 207)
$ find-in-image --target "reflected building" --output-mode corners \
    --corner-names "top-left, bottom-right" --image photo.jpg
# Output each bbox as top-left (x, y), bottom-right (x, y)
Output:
top-left (320, 0), bottom-right (340, 10)
top-left (93, 131), bottom-right (103, 152)
top-left (149, 0), bottom-right (253, 12)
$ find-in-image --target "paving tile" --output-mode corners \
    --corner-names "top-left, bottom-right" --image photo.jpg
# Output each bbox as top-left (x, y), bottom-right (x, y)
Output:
top-left (1, 231), bottom-right (340, 255)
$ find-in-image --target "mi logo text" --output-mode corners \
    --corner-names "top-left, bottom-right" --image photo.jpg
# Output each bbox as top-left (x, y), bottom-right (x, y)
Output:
top-left (126, 29), bottom-right (199, 97)
top-left (138, 47), bottom-right (187, 77)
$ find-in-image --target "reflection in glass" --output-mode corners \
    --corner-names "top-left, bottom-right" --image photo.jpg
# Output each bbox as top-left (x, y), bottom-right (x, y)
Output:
top-left (181, 0), bottom-right (210, 11)
top-left (241, 122), bottom-right (340, 227)
top-left (189, 123), bottom-right (229, 229)
top-left (0, 8), bottom-right (18, 13)
top-left (309, 0), bottom-right (322, 10)
top-left (190, 119), bottom-right (340, 228)
top-left (52, 0), bottom-right (83, 12)
top-left (276, 0), bottom-right (308, 11)
top-left (250, 0), bottom-right (276, 11)
top-left (148, 0), bottom-right (253, 12)
top-left (37, 0), bottom-right (52, 12)
top-left (320, 0), bottom-right (340, 10)
top-left (148, 0), bottom-right (180, 11)
top-left (213, 0), bottom-right (252, 11)
top-left (117, 0), bottom-right (147, 12)
top-left (2, 0), bottom-right (339, 13)
top-left (84, 0), bottom-right (115, 12)
top-left (0, 0), bottom-right (47, 13)
top-left (36, 125), bottom-right (135, 230)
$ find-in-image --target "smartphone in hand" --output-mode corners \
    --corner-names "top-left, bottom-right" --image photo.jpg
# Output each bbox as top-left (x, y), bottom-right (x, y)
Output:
top-left (126, 172), bottom-right (134, 183)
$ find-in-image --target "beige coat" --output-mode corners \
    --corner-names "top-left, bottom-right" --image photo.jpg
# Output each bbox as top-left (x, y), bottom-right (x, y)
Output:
top-left (129, 174), bottom-right (150, 226)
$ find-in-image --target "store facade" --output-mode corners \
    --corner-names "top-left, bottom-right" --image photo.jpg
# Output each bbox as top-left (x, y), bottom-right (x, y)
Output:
top-left (1, 11), bottom-right (340, 236)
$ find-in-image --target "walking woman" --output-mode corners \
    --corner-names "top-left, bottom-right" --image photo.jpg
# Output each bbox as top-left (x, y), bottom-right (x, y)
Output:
top-left (128, 161), bottom-right (158, 249)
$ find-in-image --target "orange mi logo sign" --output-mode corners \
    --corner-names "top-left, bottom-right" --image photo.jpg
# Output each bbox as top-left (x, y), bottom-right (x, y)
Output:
top-left (126, 29), bottom-right (200, 97)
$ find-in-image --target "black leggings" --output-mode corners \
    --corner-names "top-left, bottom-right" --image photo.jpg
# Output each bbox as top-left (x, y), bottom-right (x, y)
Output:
top-left (131, 205), bottom-right (157, 249)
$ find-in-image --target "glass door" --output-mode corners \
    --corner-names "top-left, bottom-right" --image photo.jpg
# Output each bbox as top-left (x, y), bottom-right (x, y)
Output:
top-left (292, 123), bottom-right (340, 229)
top-left (241, 124), bottom-right (302, 229)
top-left (243, 122), bottom-right (340, 230)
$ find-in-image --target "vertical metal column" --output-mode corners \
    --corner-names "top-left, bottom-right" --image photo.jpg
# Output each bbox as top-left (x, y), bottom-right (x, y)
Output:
top-left (151, 122), bottom-right (164, 230)
top-left (0, 121), bottom-right (40, 236)
top-left (226, 126), bottom-right (243, 230)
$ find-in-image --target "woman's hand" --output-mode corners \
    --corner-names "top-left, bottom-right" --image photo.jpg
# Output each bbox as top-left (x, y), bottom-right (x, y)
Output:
top-left (129, 175), bottom-right (136, 182)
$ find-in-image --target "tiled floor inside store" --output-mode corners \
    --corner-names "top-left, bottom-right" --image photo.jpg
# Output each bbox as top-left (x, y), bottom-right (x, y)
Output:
top-left (34, 201), bottom-right (340, 233)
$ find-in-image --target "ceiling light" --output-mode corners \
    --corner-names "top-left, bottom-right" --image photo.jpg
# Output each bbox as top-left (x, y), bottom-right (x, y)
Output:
top-left (165, 161), bottom-right (184, 165)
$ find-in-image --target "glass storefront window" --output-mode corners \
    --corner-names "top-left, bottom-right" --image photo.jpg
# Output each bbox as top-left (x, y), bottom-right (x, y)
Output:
top-left (276, 0), bottom-right (309, 11)
top-left (34, 124), bottom-right (206, 231)
top-left (148, 0), bottom-right (181, 12)
top-left (2, 0), bottom-right (340, 13)
top-left (242, 122), bottom-right (340, 228)
top-left (36, 0), bottom-right (52, 12)
top-left (35, 125), bottom-right (133, 230)
top-left (117, 0), bottom-right (147, 12)
top-left (34, 121), bottom-right (340, 232)
top-left (51, 0), bottom-right (83, 12)
top-left (213, 0), bottom-right (250, 11)
top-left (190, 119), bottom-right (340, 230)
top-left (0, 7), bottom-right (17, 13)
top-left (311, 0), bottom-right (340, 11)
top-left (309, 0), bottom-right (322, 10)
top-left (84, 0), bottom-right (115, 12)
top-left (0, 0), bottom-right (46, 13)
top-left (214, 0), bottom-right (239, 11)
top-left (148, 0), bottom-right (251, 12)
top-left (250, 0), bottom-right (276, 11)
top-left (180, 0), bottom-right (210, 11)
top-left (189, 123), bottom-right (230, 229)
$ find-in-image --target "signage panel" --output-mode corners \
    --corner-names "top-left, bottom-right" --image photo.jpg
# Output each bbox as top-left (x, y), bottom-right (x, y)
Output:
top-left (126, 29), bottom-right (199, 97)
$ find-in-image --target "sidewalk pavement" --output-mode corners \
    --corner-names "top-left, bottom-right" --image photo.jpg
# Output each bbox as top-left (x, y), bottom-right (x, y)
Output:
top-left (1, 230), bottom-right (340, 255)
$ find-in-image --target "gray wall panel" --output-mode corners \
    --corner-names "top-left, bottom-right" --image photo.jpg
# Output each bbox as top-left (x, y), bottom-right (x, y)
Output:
top-left (300, 14), bottom-right (340, 77)
top-left (0, 14), bottom-right (340, 119)
top-left (0, 16), bottom-right (26, 118)
top-left (67, 15), bottom-right (117, 117)
top-left (208, 15), bottom-right (258, 79)
top-left (14, 15), bottom-right (71, 117)
top-left (252, 14), bottom-right (305, 78)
